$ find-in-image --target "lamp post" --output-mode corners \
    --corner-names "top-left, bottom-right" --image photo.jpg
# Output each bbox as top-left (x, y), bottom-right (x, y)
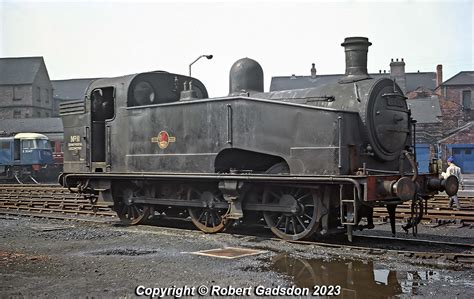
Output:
top-left (189, 54), bottom-right (213, 77)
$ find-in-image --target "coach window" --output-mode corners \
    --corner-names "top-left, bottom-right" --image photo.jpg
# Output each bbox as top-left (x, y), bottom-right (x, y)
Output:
top-left (0, 141), bottom-right (10, 161)
top-left (22, 139), bottom-right (35, 149)
top-left (37, 139), bottom-right (51, 149)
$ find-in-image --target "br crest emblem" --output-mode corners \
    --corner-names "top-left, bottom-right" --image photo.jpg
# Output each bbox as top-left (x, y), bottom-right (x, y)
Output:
top-left (152, 131), bottom-right (176, 149)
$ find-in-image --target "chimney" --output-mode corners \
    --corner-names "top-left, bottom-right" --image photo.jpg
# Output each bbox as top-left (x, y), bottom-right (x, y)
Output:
top-left (339, 37), bottom-right (372, 83)
top-left (390, 57), bottom-right (406, 93)
top-left (436, 64), bottom-right (443, 87)
top-left (311, 63), bottom-right (317, 78)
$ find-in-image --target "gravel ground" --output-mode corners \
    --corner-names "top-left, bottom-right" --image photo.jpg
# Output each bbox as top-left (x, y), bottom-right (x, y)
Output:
top-left (1, 216), bottom-right (473, 298)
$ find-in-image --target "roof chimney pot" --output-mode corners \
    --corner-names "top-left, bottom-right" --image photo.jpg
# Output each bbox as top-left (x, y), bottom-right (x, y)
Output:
top-left (436, 64), bottom-right (443, 87)
top-left (310, 63), bottom-right (317, 78)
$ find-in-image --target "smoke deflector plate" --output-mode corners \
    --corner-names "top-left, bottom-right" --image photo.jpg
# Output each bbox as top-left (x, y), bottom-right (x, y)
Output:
top-left (190, 247), bottom-right (267, 259)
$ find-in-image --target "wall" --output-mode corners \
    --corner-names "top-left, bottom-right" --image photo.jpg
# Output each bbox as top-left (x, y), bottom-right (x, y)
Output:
top-left (439, 85), bottom-right (474, 131)
top-left (0, 85), bottom-right (34, 118)
top-left (32, 62), bottom-right (54, 117)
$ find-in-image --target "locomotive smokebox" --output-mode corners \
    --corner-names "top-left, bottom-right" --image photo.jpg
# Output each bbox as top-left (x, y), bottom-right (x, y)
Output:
top-left (229, 58), bottom-right (264, 96)
top-left (339, 37), bottom-right (372, 83)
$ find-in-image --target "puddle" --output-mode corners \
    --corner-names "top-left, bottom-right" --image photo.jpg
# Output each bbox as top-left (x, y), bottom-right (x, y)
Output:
top-left (270, 254), bottom-right (459, 297)
top-left (91, 249), bottom-right (157, 256)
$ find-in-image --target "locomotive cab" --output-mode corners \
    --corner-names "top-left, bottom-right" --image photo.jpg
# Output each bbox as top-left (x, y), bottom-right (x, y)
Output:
top-left (60, 72), bottom-right (208, 174)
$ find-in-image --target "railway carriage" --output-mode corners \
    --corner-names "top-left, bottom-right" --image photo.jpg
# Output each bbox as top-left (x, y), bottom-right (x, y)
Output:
top-left (59, 37), bottom-right (458, 241)
top-left (0, 133), bottom-right (54, 182)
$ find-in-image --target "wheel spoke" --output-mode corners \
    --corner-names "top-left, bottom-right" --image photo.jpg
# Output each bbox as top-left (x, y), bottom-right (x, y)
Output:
top-left (291, 217), bottom-right (297, 235)
top-left (292, 188), bottom-right (303, 198)
top-left (275, 215), bottom-right (284, 228)
top-left (204, 211), bottom-right (209, 227)
top-left (198, 210), bottom-right (206, 222)
top-left (114, 187), bottom-right (151, 225)
top-left (296, 193), bottom-right (311, 202)
top-left (133, 206), bottom-right (140, 218)
top-left (209, 212), bottom-right (216, 227)
top-left (296, 215), bottom-right (306, 230)
top-left (263, 185), bottom-right (319, 240)
top-left (187, 187), bottom-right (232, 233)
top-left (213, 212), bottom-right (221, 226)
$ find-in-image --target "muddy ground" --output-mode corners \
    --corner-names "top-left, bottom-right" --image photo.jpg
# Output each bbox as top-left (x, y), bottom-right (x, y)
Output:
top-left (1, 216), bottom-right (473, 298)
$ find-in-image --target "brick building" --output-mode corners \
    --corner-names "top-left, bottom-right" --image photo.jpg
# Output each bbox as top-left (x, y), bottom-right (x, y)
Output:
top-left (437, 71), bottom-right (473, 129)
top-left (0, 57), bottom-right (54, 119)
top-left (435, 71), bottom-right (474, 173)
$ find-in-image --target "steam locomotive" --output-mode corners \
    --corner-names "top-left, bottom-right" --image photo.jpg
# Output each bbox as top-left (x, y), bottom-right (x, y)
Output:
top-left (59, 37), bottom-right (458, 241)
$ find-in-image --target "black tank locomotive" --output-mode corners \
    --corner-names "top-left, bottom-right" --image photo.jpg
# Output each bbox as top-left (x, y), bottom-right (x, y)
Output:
top-left (59, 37), bottom-right (458, 241)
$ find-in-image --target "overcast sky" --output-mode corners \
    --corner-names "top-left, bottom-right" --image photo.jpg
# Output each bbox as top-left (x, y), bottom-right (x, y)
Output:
top-left (1, 0), bottom-right (472, 96)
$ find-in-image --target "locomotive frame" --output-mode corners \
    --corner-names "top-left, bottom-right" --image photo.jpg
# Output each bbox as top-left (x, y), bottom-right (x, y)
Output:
top-left (59, 37), bottom-right (458, 241)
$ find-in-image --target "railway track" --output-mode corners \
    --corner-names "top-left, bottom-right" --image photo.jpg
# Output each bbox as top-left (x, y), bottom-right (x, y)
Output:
top-left (286, 236), bottom-right (474, 266)
top-left (0, 184), bottom-right (116, 220)
top-left (0, 184), bottom-right (473, 266)
top-left (373, 196), bottom-right (474, 225)
top-left (1, 184), bottom-right (473, 225)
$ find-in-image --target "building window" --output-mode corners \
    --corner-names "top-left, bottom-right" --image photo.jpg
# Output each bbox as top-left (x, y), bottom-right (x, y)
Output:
top-left (36, 111), bottom-right (41, 117)
top-left (45, 89), bottom-right (50, 103)
top-left (45, 112), bottom-right (50, 117)
top-left (37, 87), bottom-right (41, 102)
top-left (12, 86), bottom-right (21, 101)
top-left (462, 90), bottom-right (471, 110)
top-left (13, 110), bottom-right (21, 118)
